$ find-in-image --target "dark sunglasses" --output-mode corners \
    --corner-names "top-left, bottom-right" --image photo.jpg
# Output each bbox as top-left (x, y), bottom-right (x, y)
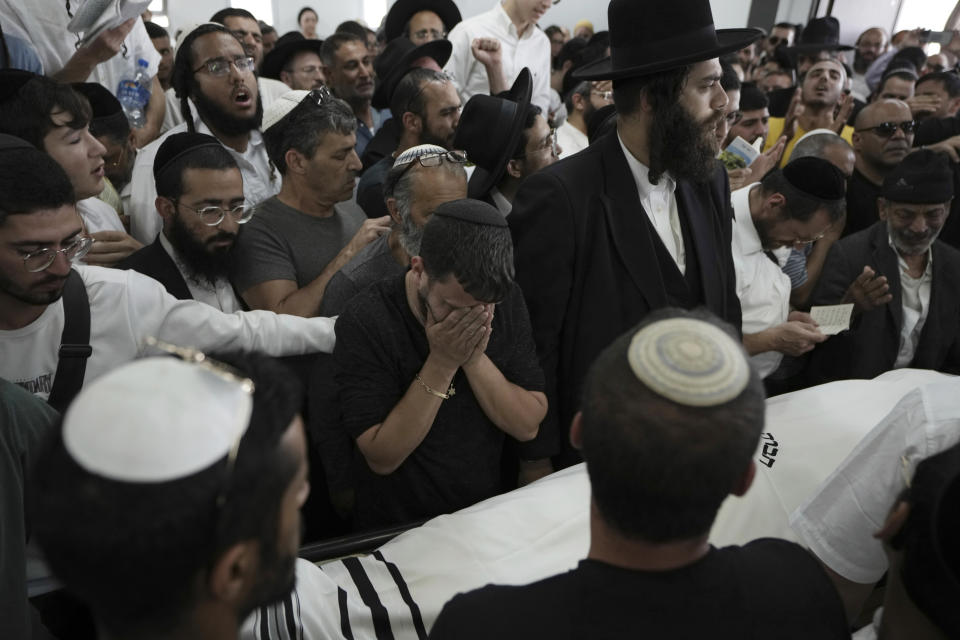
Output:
top-left (855, 120), bottom-right (917, 137)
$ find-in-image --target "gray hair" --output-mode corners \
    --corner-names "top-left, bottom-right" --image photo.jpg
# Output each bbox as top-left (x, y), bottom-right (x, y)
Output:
top-left (262, 95), bottom-right (356, 175)
top-left (385, 157), bottom-right (466, 256)
top-left (790, 131), bottom-right (852, 162)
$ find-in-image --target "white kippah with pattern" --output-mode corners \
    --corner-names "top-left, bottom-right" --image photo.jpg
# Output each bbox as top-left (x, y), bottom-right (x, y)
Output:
top-left (627, 318), bottom-right (750, 407)
top-left (393, 144), bottom-right (448, 168)
top-left (63, 357), bottom-right (253, 483)
top-left (262, 89), bottom-right (310, 131)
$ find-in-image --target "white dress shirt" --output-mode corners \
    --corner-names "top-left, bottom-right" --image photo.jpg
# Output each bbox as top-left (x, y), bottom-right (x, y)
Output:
top-left (617, 133), bottom-right (686, 273)
top-left (444, 1), bottom-right (552, 114)
top-left (0, 0), bottom-right (160, 93)
top-left (128, 114), bottom-right (280, 245)
top-left (158, 233), bottom-right (243, 313)
top-left (76, 197), bottom-right (125, 234)
top-left (730, 185), bottom-right (791, 378)
top-left (557, 119), bottom-right (588, 159)
top-left (891, 236), bottom-right (933, 369)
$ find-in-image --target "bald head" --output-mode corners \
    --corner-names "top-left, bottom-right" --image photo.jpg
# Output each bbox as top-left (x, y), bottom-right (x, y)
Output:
top-left (853, 99), bottom-right (915, 172)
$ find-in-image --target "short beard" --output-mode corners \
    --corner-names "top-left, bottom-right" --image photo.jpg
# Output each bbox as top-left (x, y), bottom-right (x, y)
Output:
top-left (239, 544), bottom-right (297, 618)
top-left (192, 86), bottom-right (263, 137)
top-left (888, 219), bottom-right (941, 257)
top-left (168, 214), bottom-right (237, 286)
top-left (0, 271), bottom-right (67, 306)
top-left (648, 100), bottom-right (723, 184)
top-left (396, 201), bottom-right (424, 256)
top-left (853, 51), bottom-right (871, 75)
top-left (418, 113), bottom-right (453, 150)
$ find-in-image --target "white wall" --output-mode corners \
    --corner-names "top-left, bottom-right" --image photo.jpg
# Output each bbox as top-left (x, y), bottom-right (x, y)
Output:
top-left (167, 0), bottom-right (758, 41)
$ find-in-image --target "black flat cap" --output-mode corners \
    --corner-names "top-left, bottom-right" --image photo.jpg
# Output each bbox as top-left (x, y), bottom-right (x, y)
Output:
top-left (433, 198), bottom-right (508, 227)
top-left (154, 132), bottom-right (223, 181)
top-left (882, 150), bottom-right (954, 204)
top-left (782, 156), bottom-right (847, 201)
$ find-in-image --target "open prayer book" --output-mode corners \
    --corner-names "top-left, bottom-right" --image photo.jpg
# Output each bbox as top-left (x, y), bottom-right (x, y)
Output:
top-left (66, 0), bottom-right (153, 47)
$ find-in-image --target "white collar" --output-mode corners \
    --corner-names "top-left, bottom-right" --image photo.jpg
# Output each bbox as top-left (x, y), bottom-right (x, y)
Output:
top-left (494, 1), bottom-right (529, 39)
top-left (616, 131), bottom-right (676, 200)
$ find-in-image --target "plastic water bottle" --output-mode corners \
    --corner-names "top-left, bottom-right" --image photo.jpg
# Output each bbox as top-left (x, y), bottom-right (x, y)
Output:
top-left (116, 58), bottom-right (151, 128)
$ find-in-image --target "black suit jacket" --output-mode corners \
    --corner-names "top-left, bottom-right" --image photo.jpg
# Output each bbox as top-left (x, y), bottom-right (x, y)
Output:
top-left (116, 237), bottom-right (192, 300)
top-left (509, 131), bottom-right (742, 461)
top-left (807, 221), bottom-right (960, 382)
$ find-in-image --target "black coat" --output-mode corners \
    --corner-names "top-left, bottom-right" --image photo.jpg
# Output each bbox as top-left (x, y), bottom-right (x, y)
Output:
top-left (116, 237), bottom-right (192, 300)
top-left (807, 221), bottom-right (960, 382)
top-left (508, 132), bottom-right (742, 462)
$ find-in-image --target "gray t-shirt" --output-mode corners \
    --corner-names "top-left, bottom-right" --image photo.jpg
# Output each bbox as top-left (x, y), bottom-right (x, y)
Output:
top-left (319, 232), bottom-right (406, 317)
top-left (232, 196), bottom-right (365, 293)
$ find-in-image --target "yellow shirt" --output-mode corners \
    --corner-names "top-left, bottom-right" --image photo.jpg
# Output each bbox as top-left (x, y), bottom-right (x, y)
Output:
top-left (765, 118), bottom-right (854, 167)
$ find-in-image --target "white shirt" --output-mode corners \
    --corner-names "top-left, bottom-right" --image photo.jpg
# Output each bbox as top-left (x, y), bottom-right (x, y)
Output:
top-left (443, 1), bottom-right (552, 114)
top-left (617, 133), bottom-right (686, 273)
top-left (556, 119), bottom-right (588, 159)
top-left (128, 115), bottom-right (280, 245)
top-left (0, 0), bottom-right (160, 93)
top-left (157, 232), bottom-right (243, 313)
top-left (76, 196), bottom-right (125, 234)
top-left (489, 186), bottom-right (512, 216)
top-left (0, 265), bottom-right (335, 400)
top-left (730, 185), bottom-right (792, 377)
top-left (161, 77), bottom-right (289, 136)
top-left (891, 236), bottom-right (933, 369)
top-left (790, 377), bottom-right (960, 584)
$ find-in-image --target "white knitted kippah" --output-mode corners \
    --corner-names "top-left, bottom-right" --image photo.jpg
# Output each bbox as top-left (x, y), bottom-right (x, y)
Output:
top-left (393, 143), bottom-right (448, 167)
top-left (63, 357), bottom-right (253, 482)
top-left (262, 90), bottom-right (310, 132)
top-left (626, 318), bottom-right (750, 407)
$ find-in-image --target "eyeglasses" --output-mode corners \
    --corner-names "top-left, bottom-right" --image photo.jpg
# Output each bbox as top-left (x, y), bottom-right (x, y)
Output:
top-left (517, 128), bottom-right (559, 158)
top-left (591, 89), bottom-right (613, 102)
top-left (291, 65), bottom-right (322, 75)
top-left (193, 55), bottom-right (256, 77)
top-left (791, 231), bottom-right (827, 247)
top-left (855, 120), bottom-right (917, 137)
top-left (306, 85), bottom-right (334, 105)
top-left (410, 28), bottom-right (447, 41)
top-left (391, 150), bottom-right (467, 186)
top-left (20, 235), bottom-right (93, 272)
top-left (175, 200), bottom-right (254, 226)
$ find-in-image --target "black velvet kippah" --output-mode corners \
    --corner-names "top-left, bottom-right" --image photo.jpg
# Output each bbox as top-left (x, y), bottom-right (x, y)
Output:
top-left (432, 198), bottom-right (508, 227)
top-left (881, 149), bottom-right (954, 204)
top-left (0, 133), bottom-right (34, 152)
top-left (153, 132), bottom-right (223, 181)
top-left (782, 156), bottom-right (846, 201)
top-left (0, 69), bottom-right (38, 105)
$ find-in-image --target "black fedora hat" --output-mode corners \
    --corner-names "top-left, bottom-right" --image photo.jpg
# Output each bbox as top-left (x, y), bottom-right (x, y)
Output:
top-left (371, 37), bottom-right (452, 110)
top-left (261, 31), bottom-right (324, 81)
top-left (573, 0), bottom-right (763, 81)
top-left (384, 0), bottom-right (462, 43)
top-left (784, 17), bottom-right (853, 54)
top-left (454, 69), bottom-right (532, 200)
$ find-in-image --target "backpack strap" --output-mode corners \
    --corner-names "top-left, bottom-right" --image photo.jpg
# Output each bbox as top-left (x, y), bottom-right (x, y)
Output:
top-left (47, 270), bottom-right (92, 413)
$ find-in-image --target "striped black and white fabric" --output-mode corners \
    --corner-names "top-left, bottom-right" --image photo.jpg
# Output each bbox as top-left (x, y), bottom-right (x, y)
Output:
top-left (241, 369), bottom-right (952, 640)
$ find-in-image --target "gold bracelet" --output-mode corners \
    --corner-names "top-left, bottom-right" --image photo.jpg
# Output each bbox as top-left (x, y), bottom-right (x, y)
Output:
top-left (414, 373), bottom-right (456, 400)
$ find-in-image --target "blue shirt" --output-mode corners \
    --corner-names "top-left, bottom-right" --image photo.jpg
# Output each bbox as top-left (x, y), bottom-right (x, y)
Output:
top-left (355, 107), bottom-right (391, 158)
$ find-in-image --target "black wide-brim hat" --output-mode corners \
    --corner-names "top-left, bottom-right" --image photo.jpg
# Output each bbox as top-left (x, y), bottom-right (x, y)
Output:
top-left (454, 69), bottom-right (532, 200)
top-left (573, 0), bottom-right (763, 81)
top-left (384, 0), bottom-right (462, 43)
top-left (261, 31), bottom-right (324, 80)
top-left (784, 17), bottom-right (854, 54)
top-left (371, 37), bottom-right (452, 110)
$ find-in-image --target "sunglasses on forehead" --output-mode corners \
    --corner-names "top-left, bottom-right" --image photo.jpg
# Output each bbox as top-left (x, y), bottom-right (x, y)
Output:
top-left (855, 120), bottom-right (917, 137)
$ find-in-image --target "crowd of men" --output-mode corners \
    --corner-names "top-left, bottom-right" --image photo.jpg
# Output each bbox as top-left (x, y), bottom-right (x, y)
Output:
top-left (1, 0), bottom-right (959, 638)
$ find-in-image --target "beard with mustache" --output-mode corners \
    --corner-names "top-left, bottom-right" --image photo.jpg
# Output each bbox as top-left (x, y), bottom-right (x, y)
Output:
top-left (192, 83), bottom-right (264, 136)
top-left (888, 219), bottom-right (944, 257)
top-left (647, 99), bottom-right (724, 185)
top-left (168, 213), bottom-right (238, 286)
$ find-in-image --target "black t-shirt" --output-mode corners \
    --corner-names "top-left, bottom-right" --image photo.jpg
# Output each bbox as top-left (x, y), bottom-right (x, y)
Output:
top-left (844, 168), bottom-right (882, 238)
top-left (430, 540), bottom-right (849, 639)
top-left (334, 274), bottom-right (545, 529)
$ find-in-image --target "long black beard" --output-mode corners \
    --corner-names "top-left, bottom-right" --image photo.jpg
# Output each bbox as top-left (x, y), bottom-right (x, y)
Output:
top-left (192, 86), bottom-right (264, 136)
top-left (648, 101), bottom-right (722, 184)
top-left (168, 214), bottom-right (237, 286)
